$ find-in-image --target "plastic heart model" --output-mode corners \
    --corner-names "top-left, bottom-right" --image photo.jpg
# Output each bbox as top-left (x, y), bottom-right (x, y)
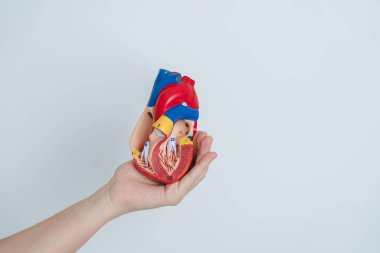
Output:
top-left (130, 69), bottom-right (199, 184)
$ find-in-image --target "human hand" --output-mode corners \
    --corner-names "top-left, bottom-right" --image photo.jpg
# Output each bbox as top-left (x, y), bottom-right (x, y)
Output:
top-left (105, 131), bottom-right (217, 219)
top-left (0, 132), bottom-right (216, 253)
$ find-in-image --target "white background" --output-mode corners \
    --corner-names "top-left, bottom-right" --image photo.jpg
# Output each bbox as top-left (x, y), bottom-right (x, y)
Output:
top-left (1, 0), bottom-right (379, 252)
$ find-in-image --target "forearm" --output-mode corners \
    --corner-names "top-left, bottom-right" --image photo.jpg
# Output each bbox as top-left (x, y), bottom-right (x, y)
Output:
top-left (0, 184), bottom-right (114, 253)
top-left (0, 133), bottom-right (216, 253)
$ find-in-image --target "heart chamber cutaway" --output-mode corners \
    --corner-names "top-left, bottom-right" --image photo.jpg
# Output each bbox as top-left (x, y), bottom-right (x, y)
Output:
top-left (130, 69), bottom-right (199, 184)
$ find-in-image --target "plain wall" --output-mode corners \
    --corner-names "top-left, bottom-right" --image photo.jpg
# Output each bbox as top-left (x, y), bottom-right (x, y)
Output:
top-left (1, 0), bottom-right (379, 252)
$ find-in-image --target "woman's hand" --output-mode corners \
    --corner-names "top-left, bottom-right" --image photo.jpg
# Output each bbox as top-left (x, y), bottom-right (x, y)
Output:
top-left (0, 131), bottom-right (216, 253)
top-left (106, 131), bottom-right (217, 218)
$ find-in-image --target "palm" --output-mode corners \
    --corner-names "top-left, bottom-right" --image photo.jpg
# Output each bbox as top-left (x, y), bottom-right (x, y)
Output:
top-left (107, 131), bottom-right (217, 217)
top-left (109, 161), bottom-right (165, 214)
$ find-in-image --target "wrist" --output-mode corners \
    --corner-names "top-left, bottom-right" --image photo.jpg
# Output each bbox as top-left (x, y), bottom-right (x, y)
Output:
top-left (87, 183), bottom-right (116, 222)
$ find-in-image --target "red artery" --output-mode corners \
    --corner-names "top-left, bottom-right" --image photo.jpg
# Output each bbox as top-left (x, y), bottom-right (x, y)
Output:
top-left (154, 76), bottom-right (199, 121)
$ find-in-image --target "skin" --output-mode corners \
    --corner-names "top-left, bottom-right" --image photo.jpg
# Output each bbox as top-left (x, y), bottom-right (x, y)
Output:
top-left (0, 131), bottom-right (217, 253)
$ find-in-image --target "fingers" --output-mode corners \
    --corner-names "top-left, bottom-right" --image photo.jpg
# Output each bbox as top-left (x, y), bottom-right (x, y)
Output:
top-left (178, 151), bottom-right (217, 200)
top-left (189, 151), bottom-right (218, 186)
top-left (193, 130), bottom-right (207, 145)
top-left (196, 135), bottom-right (213, 163)
top-left (164, 153), bottom-right (217, 205)
top-left (164, 136), bottom-right (216, 205)
top-left (193, 131), bottom-right (207, 157)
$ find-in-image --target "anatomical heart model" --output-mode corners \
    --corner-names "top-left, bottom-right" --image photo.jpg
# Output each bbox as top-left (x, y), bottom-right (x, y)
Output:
top-left (130, 69), bottom-right (199, 184)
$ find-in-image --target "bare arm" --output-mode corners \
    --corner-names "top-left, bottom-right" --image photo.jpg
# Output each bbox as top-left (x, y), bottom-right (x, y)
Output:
top-left (0, 186), bottom-right (113, 253)
top-left (0, 132), bottom-right (216, 253)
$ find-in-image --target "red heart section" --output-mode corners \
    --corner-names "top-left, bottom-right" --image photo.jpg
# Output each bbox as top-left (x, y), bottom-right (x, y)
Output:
top-left (133, 138), bottom-right (194, 184)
